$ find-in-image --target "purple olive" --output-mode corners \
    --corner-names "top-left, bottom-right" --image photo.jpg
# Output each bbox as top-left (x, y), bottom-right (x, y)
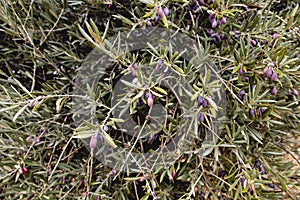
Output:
top-left (271, 87), bottom-right (278, 95)
top-left (133, 63), bottom-right (139, 70)
top-left (197, 96), bottom-right (204, 106)
top-left (172, 170), bottom-right (176, 178)
top-left (22, 167), bottom-right (29, 173)
top-left (272, 33), bottom-right (278, 39)
top-left (218, 170), bottom-right (227, 178)
top-left (145, 91), bottom-right (150, 99)
top-left (249, 109), bottom-right (255, 117)
top-left (238, 90), bottom-right (245, 100)
top-left (271, 72), bottom-right (277, 81)
top-left (157, 6), bottom-right (164, 17)
top-left (220, 33), bottom-right (226, 40)
top-left (256, 109), bottom-right (262, 116)
top-left (202, 99), bottom-right (208, 107)
top-left (221, 16), bottom-right (227, 24)
top-left (260, 166), bottom-right (266, 174)
top-left (198, 113), bottom-right (205, 122)
top-left (292, 88), bottom-right (299, 96)
top-left (208, 14), bottom-right (215, 24)
top-left (265, 67), bottom-right (273, 78)
top-left (238, 67), bottom-right (244, 75)
top-left (19, 168), bottom-right (25, 175)
top-left (248, 184), bottom-right (253, 192)
top-left (251, 39), bottom-right (257, 46)
top-left (239, 90), bottom-right (245, 96)
top-left (163, 7), bottom-right (170, 16)
top-left (82, 192), bottom-right (88, 197)
top-left (146, 20), bottom-right (152, 27)
top-left (26, 136), bottom-right (32, 141)
top-left (103, 125), bottom-right (108, 132)
top-left (36, 137), bottom-right (41, 143)
top-left (211, 19), bottom-right (218, 28)
top-left (155, 15), bottom-right (161, 22)
top-left (255, 160), bottom-right (260, 168)
top-left (155, 59), bottom-right (162, 71)
top-left (243, 76), bottom-right (250, 82)
top-left (89, 134), bottom-right (98, 149)
top-left (147, 95), bottom-right (154, 107)
top-left (240, 177), bottom-right (247, 187)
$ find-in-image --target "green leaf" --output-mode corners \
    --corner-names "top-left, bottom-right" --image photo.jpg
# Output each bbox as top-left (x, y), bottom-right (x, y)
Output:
top-left (154, 87), bottom-right (168, 95)
top-left (13, 104), bottom-right (28, 122)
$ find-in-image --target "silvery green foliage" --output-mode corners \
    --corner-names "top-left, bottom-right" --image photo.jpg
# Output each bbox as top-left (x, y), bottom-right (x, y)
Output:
top-left (0, 0), bottom-right (299, 199)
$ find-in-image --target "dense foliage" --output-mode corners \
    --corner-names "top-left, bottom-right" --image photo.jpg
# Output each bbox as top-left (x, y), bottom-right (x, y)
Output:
top-left (0, 0), bottom-right (299, 199)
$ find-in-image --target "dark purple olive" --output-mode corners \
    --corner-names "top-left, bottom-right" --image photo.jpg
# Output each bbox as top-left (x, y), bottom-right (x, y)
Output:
top-left (155, 15), bottom-right (161, 22)
top-left (208, 14), bottom-right (215, 23)
top-left (248, 184), bottom-right (253, 192)
top-left (191, 3), bottom-right (199, 10)
top-left (238, 67), bottom-right (244, 75)
top-left (163, 7), bottom-right (170, 16)
top-left (255, 160), bottom-right (260, 168)
top-left (211, 33), bottom-right (219, 44)
top-left (220, 33), bottom-right (226, 40)
top-left (239, 90), bottom-right (245, 96)
top-left (260, 166), bottom-right (266, 174)
top-left (243, 76), bottom-right (250, 82)
top-left (271, 87), bottom-right (278, 95)
top-left (202, 99), bottom-right (208, 107)
top-left (198, 113), bottom-right (205, 122)
top-left (251, 39), bottom-right (257, 46)
top-left (197, 96), bottom-right (204, 106)
top-left (298, 0), bottom-right (300, 5)
top-left (221, 16), bottom-right (227, 24)
top-left (249, 109), bottom-right (255, 117)
top-left (271, 72), bottom-right (277, 81)
top-left (292, 88), bottom-right (299, 96)
top-left (240, 177), bottom-right (246, 186)
top-left (218, 170), bottom-right (227, 178)
top-left (238, 90), bottom-right (245, 100)
top-left (269, 184), bottom-right (276, 189)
